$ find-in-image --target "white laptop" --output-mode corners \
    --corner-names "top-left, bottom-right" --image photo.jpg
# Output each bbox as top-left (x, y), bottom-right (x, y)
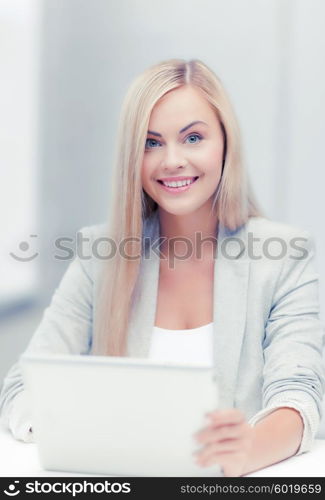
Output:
top-left (21, 353), bottom-right (222, 477)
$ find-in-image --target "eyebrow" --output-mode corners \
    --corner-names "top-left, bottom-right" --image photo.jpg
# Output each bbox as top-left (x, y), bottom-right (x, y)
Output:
top-left (147, 120), bottom-right (208, 137)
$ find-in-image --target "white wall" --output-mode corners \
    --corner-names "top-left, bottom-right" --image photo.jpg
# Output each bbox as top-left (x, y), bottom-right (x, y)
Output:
top-left (284, 0), bottom-right (325, 321)
top-left (0, 0), bottom-right (40, 309)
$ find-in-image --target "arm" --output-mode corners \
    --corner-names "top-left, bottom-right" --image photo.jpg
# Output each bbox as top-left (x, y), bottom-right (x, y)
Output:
top-left (0, 225), bottom-right (95, 441)
top-left (256, 229), bottom-right (325, 453)
top-left (242, 407), bottom-right (304, 475)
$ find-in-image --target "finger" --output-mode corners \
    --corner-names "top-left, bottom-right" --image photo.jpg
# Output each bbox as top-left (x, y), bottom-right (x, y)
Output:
top-left (195, 433), bottom-right (253, 466)
top-left (206, 409), bottom-right (246, 427)
top-left (194, 423), bottom-right (244, 445)
top-left (193, 412), bottom-right (246, 440)
top-left (198, 451), bottom-right (247, 477)
top-left (194, 439), bottom-right (241, 463)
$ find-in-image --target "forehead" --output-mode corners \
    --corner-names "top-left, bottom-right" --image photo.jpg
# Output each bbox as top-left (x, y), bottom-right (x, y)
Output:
top-left (148, 86), bottom-right (217, 125)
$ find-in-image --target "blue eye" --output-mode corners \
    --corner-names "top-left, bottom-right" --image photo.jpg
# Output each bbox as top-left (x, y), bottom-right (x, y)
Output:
top-left (145, 138), bottom-right (160, 149)
top-left (185, 133), bottom-right (202, 144)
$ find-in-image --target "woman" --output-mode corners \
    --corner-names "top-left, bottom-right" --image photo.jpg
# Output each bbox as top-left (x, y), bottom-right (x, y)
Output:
top-left (1, 58), bottom-right (324, 477)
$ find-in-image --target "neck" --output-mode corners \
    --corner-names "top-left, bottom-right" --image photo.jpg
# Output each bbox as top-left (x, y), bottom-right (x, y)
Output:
top-left (157, 202), bottom-right (218, 263)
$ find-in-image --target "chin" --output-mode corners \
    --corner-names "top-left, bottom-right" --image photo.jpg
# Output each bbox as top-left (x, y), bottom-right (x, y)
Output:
top-left (158, 202), bottom-right (202, 217)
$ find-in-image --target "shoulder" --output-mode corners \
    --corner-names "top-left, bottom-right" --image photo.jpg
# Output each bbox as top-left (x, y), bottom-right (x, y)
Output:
top-left (243, 216), bottom-right (316, 273)
top-left (246, 216), bottom-right (312, 241)
top-left (245, 216), bottom-right (314, 258)
top-left (71, 223), bottom-right (110, 282)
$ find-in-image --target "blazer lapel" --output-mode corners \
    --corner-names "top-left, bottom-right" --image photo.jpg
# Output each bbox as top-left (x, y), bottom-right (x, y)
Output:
top-left (212, 223), bottom-right (250, 409)
top-left (127, 212), bottom-right (250, 410)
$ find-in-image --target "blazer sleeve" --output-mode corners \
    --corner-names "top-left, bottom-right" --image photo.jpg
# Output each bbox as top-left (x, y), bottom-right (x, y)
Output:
top-left (0, 225), bottom-right (94, 442)
top-left (249, 230), bottom-right (325, 454)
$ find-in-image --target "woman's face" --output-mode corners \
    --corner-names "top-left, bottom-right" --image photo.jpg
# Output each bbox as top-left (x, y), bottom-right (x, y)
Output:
top-left (141, 85), bottom-right (225, 216)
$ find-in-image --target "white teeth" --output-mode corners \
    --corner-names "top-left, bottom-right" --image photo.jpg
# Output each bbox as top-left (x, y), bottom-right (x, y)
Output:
top-left (162, 178), bottom-right (195, 187)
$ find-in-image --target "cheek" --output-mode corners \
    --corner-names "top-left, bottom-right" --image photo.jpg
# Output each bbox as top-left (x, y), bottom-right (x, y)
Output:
top-left (142, 151), bottom-right (162, 180)
top-left (199, 144), bottom-right (224, 175)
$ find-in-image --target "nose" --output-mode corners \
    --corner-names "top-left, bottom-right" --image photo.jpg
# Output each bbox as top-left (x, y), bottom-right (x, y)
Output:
top-left (161, 144), bottom-right (187, 170)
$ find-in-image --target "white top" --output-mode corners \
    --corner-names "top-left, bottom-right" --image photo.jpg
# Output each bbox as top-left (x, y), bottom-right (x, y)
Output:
top-left (149, 322), bottom-right (214, 365)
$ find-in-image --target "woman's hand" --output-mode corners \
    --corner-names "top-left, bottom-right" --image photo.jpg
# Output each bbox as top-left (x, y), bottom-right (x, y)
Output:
top-left (193, 408), bottom-right (255, 477)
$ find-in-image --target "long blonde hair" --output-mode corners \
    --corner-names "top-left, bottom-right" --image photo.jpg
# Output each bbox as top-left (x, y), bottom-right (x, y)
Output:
top-left (91, 58), bottom-right (264, 356)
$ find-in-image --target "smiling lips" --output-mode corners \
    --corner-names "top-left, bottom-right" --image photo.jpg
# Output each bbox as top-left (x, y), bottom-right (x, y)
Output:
top-left (157, 176), bottom-right (199, 193)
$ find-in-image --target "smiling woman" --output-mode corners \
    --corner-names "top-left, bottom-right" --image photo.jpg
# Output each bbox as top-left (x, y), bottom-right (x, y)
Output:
top-left (95, 60), bottom-right (262, 356)
top-left (0, 58), bottom-right (324, 478)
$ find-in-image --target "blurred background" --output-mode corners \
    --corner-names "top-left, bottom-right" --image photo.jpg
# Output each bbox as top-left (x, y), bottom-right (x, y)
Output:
top-left (1, 0), bottom-right (325, 391)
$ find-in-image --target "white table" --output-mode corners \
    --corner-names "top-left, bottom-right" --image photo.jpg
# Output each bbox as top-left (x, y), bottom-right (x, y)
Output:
top-left (0, 427), bottom-right (324, 477)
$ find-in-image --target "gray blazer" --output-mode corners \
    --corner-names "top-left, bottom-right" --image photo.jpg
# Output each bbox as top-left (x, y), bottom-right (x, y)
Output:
top-left (1, 212), bottom-right (325, 453)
